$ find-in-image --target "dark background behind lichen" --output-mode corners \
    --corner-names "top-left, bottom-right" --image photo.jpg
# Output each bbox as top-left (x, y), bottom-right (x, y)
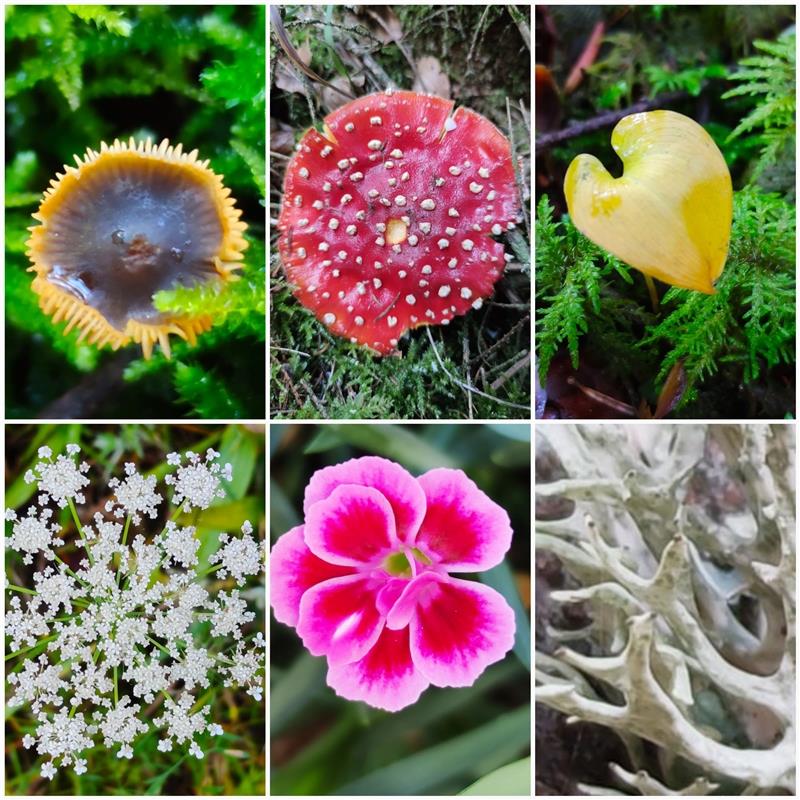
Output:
top-left (5, 5), bottom-right (266, 419)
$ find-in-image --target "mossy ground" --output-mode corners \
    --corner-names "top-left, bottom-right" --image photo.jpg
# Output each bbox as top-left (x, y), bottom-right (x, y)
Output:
top-left (270, 5), bottom-right (532, 419)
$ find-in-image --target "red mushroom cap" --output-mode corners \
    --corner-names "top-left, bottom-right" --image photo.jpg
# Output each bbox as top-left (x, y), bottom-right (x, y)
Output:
top-left (277, 90), bottom-right (520, 355)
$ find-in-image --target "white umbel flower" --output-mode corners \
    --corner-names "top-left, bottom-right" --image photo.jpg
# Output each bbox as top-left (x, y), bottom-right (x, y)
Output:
top-left (5, 443), bottom-right (265, 777)
top-left (209, 523), bottom-right (263, 586)
top-left (5, 507), bottom-right (63, 564)
top-left (24, 447), bottom-right (89, 508)
top-left (107, 462), bottom-right (162, 524)
top-left (164, 449), bottom-right (232, 510)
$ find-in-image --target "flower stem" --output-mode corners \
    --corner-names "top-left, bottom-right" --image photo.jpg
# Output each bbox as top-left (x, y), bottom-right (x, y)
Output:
top-left (121, 514), bottom-right (132, 548)
top-left (645, 274), bottom-right (660, 313)
top-left (190, 687), bottom-right (214, 714)
top-left (117, 514), bottom-right (132, 587)
top-left (114, 666), bottom-right (119, 707)
top-left (53, 554), bottom-right (91, 589)
top-left (196, 563), bottom-right (224, 580)
top-left (68, 497), bottom-right (94, 565)
top-left (6, 583), bottom-right (37, 596)
top-left (147, 636), bottom-right (172, 658)
top-left (5, 636), bottom-right (56, 661)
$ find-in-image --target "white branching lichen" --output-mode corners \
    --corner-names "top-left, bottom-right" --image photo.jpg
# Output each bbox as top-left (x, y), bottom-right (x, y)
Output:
top-left (535, 425), bottom-right (795, 795)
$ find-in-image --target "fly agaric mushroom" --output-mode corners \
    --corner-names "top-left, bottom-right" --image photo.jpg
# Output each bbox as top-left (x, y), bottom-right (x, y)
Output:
top-left (278, 90), bottom-right (521, 355)
top-left (26, 138), bottom-right (248, 359)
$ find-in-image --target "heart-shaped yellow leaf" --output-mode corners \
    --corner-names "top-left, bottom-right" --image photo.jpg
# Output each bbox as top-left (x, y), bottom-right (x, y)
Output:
top-left (564, 110), bottom-right (733, 293)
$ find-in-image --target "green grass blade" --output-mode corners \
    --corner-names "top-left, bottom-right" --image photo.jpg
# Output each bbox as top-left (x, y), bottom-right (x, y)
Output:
top-left (271, 653), bottom-right (328, 736)
top-left (480, 559), bottom-right (531, 670)
top-left (304, 424), bottom-right (459, 471)
top-left (460, 756), bottom-right (531, 795)
top-left (331, 705), bottom-right (530, 795)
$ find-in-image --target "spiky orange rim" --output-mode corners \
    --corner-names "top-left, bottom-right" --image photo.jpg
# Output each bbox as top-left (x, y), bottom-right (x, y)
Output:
top-left (26, 137), bottom-right (249, 359)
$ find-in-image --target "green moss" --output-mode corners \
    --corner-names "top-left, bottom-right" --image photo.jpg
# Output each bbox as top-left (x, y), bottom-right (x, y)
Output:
top-left (535, 189), bottom-right (795, 418)
top-left (722, 31), bottom-right (796, 194)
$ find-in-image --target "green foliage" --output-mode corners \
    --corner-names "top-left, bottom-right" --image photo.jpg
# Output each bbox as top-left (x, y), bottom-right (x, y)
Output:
top-left (65, 5), bottom-right (133, 36)
top-left (535, 190), bottom-right (795, 417)
top-left (271, 278), bottom-right (531, 420)
top-left (642, 189), bottom-right (795, 385)
top-left (270, 278), bottom-right (530, 419)
top-left (581, 20), bottom-right (728, 111)
top-left (535, 196), bottom-right (643, 382)
top-left (460, 757), bottom-right (531, 795)
top-left (270, 423), bottom-right (530, 795)
top-left (644, 63), bottom-right (727, 97)
top-left (723, 32), bottom-right (796, 185)
top-left (586, 31), bottom-right (650, 110)
top-left (5, 5), bottom-right (265, 419)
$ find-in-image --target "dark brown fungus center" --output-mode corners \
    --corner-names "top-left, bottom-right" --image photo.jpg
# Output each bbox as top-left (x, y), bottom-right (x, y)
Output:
top-left (43, 158), bottom-right (223, 330)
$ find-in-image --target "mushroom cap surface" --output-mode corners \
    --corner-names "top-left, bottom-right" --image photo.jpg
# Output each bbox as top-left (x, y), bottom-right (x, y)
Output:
top-left (278, 90), bottom-right (521, 355)
top-left (564, 110), bottom-right (732, 294)
top-left (27, 138), bottom-right (248, 358)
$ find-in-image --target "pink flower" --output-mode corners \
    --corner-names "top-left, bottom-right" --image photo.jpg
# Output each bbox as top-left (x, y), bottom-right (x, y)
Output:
top-left (271, 456), bottom-right (515, 711)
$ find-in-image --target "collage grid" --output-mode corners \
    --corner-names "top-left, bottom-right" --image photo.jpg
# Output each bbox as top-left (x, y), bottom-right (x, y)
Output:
top-left (2, 2), bottom-right (797, 799)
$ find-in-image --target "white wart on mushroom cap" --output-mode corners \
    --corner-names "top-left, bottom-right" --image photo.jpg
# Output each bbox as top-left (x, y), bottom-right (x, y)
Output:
top-left (278, 90), bottom-right (521, 355)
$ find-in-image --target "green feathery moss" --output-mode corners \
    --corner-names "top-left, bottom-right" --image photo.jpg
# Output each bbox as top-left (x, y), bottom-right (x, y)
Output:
top-left (535, 188), bottom-right (795, 418)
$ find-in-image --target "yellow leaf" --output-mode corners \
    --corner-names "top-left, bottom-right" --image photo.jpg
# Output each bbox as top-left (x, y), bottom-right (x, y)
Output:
top-left (564, 110), bottom-right (732, 293)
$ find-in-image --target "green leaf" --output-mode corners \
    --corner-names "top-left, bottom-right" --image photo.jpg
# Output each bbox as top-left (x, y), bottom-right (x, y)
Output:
top-left (5, 192), bottom-right (41, 208)
top-left (231, 138), bottom-right (266, 197)
top-left (184, 496), bottom-right (261, 574)
top-left (486, 424), bottom-right (530, 442)
top-left (304, 424), bottom-right (459, 472)
top-left (190, 498), bottom-right (262, 536)
top-left (332, 706), bottom-right (530, 795)
top-left (173, 362), bottom-right (245, 419)
top-left (364, 659), bottom-right (523, 744)
top-left (144, 753), bottom-right (188, 794)
top-left (5, 427), bottom-right (78, 509)
top-left (270, 712), bottom-right (360, 796)
top-left (271, 653), bottom-right (329, 736)
top-left (67, 5), bottom-right (133, 37)
top-left (5, 151), bottom-right (38, 193)
top-left (460, 756), bottom-right (531, 795)
top-left (270, 478), bottom-right (301, 539)
top-left (217, 424), bottom-right (260, 501)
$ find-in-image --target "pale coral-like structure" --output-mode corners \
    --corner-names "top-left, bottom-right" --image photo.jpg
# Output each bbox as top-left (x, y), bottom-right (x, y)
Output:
top-left (535, 425), bottom-right (795, 795)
